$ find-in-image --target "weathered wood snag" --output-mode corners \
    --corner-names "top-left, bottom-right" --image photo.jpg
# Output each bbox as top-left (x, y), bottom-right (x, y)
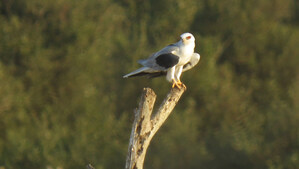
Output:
top-left (125, 87), bottom-right (185, 169)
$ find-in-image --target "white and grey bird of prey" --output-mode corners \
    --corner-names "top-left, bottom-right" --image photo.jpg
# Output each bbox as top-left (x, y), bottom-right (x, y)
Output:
top-left (123, 32), bottom-right (200, 89)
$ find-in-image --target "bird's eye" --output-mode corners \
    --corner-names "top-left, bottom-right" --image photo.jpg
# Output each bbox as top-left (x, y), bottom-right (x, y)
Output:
top-left (186, 36), bottom-right (191, 40)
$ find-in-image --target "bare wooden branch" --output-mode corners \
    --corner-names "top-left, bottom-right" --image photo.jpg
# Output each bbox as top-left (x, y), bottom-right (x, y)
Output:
top-left (86, 164), bottom-right (95, 169)
top-left (125, 87), bottom-right (185, 169)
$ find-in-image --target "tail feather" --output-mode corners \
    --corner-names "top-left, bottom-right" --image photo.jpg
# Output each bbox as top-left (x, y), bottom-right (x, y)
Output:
top-left (123, 67), bottom-right (151, 78)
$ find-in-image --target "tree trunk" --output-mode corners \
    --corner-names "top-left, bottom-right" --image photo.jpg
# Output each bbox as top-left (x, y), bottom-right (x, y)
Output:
top-left (125, 87), bottom-right (185, 169)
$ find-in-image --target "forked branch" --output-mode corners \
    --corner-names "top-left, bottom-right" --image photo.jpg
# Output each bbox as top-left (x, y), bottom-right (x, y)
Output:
top-left (125, 87), bottom-right (185, 169)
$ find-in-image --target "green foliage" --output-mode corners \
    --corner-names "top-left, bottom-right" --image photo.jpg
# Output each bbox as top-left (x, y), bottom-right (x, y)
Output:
top-left (0, 0), bottom-right (298, 168)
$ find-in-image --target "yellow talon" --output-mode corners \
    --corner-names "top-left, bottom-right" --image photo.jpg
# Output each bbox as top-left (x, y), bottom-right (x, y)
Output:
top-left (172, 82), bottom-right (181, 89)
top-left (172, 83), bottom-right (176, 88)
top-left (172, 80), bottom-right (181, 89)
top-left (177, 80), bottom-right (187, 89)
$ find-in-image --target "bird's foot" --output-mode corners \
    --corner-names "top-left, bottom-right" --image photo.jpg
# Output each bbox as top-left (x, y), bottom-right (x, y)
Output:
top-left (172, 80), bottom-right (186, 89)
top-left (172, 82), bottom-right (181, 89)
top-left (177, 80), bottom-right (187, 89)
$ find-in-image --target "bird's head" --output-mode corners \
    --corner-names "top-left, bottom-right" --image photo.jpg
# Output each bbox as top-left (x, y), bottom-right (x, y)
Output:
top-left (180, 32), bottom-right (195, 45)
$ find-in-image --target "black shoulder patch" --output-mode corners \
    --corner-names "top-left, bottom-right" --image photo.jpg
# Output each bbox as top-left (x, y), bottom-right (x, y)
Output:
top-left (155, 53), bottom-right (179, 69)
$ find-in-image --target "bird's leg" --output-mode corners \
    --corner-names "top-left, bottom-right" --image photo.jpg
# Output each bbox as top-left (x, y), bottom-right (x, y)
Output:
top-left (173, 66), bottom-right (186, 89)
top-left (167, 67), bottom-right (180, 88)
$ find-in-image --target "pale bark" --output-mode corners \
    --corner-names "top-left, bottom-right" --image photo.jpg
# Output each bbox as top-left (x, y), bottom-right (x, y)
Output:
top-left (125, 87), bottom-right (185, 169)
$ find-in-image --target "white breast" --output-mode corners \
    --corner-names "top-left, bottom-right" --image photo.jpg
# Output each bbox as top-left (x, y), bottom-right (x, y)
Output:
top-left (177, 43), bottom-right (195, 66)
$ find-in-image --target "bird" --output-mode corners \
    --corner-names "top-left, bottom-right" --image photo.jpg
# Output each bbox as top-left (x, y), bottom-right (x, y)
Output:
top-left (125, 53), bottom-right (200, 78)
top-left (123, 32), bottom-right (199, 89)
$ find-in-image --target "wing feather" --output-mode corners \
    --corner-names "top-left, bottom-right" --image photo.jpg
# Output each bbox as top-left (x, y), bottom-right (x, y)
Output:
top-left (140, 44), bottom-right (180, 70)
top-left (155, 53), bottom-right (179, 69)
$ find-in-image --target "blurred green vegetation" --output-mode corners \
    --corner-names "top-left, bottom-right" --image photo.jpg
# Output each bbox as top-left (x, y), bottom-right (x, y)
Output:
top-left (0, 0), bottom-right (298, 168)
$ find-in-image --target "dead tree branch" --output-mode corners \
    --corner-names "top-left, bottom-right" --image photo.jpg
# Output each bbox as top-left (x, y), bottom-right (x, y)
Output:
top-left (125, 87), bottom-right (185, 169)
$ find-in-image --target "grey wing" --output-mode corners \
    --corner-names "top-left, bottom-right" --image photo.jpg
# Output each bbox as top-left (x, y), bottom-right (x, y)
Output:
top-left (138, 43), bottom-right (180, 70)
top-left (182, 53), bottom-right (200, 72)
top-left (153, 43), bottom-right (179, 58)
top-left (143, 52), bottom-right (200, 79)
